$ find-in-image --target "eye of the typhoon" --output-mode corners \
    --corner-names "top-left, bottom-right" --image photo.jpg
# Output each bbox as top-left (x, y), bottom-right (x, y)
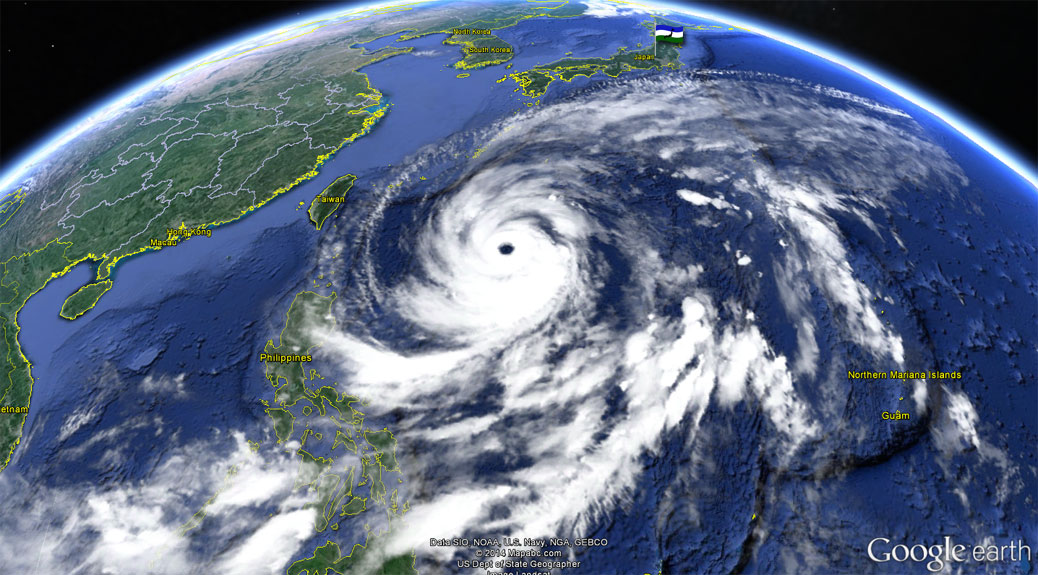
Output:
top-left (1, 3), bottom-right (1031, 575)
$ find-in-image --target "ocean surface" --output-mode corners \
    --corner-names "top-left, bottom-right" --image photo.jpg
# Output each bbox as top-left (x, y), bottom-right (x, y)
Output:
top-left (8, 12), bottom-right (1036, 574)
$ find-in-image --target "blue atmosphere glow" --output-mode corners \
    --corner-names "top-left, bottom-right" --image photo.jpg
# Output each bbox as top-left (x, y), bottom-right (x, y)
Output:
top-left (1, 0), bottom-right (1034, 193)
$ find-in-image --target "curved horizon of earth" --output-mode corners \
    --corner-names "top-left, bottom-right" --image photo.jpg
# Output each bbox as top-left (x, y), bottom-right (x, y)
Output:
top-left (0, 1), bottom-right (1034, 574)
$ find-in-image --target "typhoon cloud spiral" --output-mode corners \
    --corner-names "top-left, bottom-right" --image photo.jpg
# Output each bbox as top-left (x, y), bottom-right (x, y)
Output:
top-left (0, 3), bottom-right (1033, 574)
top-left (311, 70), bottom-right (986, 564)
top-left (394, 162), bottom-right (594, 344)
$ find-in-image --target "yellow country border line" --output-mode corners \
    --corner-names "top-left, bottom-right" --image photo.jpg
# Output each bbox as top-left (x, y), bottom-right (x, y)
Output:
top-left (0, 237), bottom-right (86, 468)
top-left (267, 290), bottom-right (338, 353)
top-left (0, 189), bottom-right (25, 232)
top-left (0, 187), bottom-right (25, 206)
top-left (96, 87), bottom-right (389, 282)
top-left (162, 2), bottom-right (429, 82)
top-left (419, 0), bottom-right (582, 36)
top-left (433, 2), bottom-right (583, 70)
top-left (263, 290), bottom-right (337, 406)
top-left (176, 464), bottom-right (240, 537)
top-left (363, 2), bottom-right (584, 64)
top-left (503, 35), bottom-right (689, 98)
top-left (290, 533), bottom-right (396, 573)
top-left (0, 187), bottom-right (25, 204)
top-left (352, 46), bottom-right (414, 73)
top-left (602, 0), bottom-right (753, 31)
top-left (58, 280), bottom-right (113, 321)
top-left (0, 321), bottom-right (26, 410)
top-left (262, 293), bottom-right (412, 562)
top-left (364, 426), bottom-right (402, 472)
top-left (1, 82), bottom-right (385, 307)
top-left (526, 0), bottom-right (570, 9)
top-left (308, 174), bottom-right (357, 231)
top-left (0, 0), bottom-right (579, 470)
top-left (444, 35), bottom-right (515, 70)
top-left (296, 448), bottom-right (334, 489)
top-left (529, 17), bottom-right (743, 96)
top-left (0, 86), bottom-right (386, 470)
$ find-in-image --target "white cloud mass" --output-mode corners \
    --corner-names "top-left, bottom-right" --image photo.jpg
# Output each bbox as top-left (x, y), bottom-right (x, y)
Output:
top-left (0, 432), bottom-right (315, 574)
top-left (312, 70), bottom-right (976, 561)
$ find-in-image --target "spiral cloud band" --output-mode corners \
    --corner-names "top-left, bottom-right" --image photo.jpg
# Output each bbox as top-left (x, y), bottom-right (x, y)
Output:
top-left (314, 70), bottom-right (981, 566)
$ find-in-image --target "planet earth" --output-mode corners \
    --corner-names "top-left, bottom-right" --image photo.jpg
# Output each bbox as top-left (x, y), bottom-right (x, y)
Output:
top-left (0, 1), bottom-right (1034, 574)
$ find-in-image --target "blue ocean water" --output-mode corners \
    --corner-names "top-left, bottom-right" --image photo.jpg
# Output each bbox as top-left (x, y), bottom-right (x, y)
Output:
top-left (6, 9), bottom-right (1035, 575)
top-left (9, 26), bottom-right (556, 477)
top-left (13, 11), bottom-right (683, 479)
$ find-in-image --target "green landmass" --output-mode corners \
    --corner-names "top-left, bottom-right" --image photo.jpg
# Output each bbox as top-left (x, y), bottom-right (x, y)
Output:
top-left (0, 0), bottom-right (586, 478)
top-left (365, 429), bottom-right (400, 472)
top-left (360, 454), bottom-right (387, 505)
top-left (59, 280), bottom-right (113, 320)
top-left (396, 0), bottom-right (583, 71)
top-left (263, 291), bottom-right (337, 409)
top-left (309, 174), bottom-right (357, 231)
top-left (444, 34), bottom-right (515, 69)
top-left (0, 238), bottom-right (78, 469)
top-left (332, 429), bottom-right (358, 453)
top-left (1, 3), bottom-right (597, 572)
top-left (266, 407), bottom-right (296, 443)
top-left (0, 191), bottom-right (25, 231)
top-left (287, 537), bottom-right (417, 575)
top-left (504, 42), bottom-right (682, 98)
top-left (0, 65), bottom-right (387, 471)
top-left (340, 496), bottom-right (367, 516)
top-left (397, 0), bottom-right (583, 43)
top-left (308, 473), bottom-right (344, 532)
top-left (314, 385), bottom-right (364, 426)
top-left (175, 287), bottom-right (410, 567)
top-left (297, 449), bottom-right (333, 489)
top-left (257, 288), bottom-right (411, 569)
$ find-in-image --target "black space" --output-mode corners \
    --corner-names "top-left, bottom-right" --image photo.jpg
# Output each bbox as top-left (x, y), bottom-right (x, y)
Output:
top-left (2, 1), bottom-right (1035, 172)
